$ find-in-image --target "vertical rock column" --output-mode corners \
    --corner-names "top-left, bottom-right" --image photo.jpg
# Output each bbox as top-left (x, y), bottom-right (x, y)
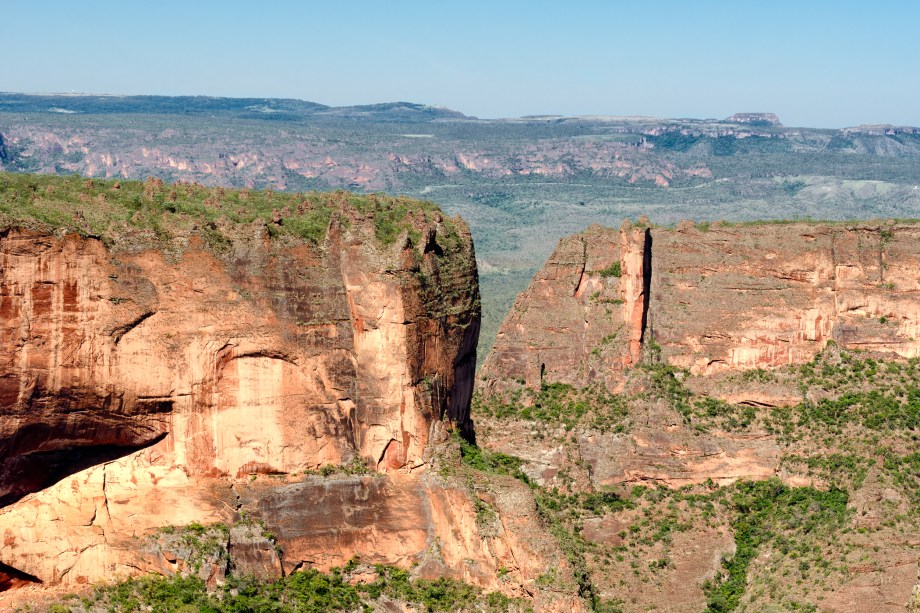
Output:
top-left (479, 223), bottom-right (651, 395)
top-left (619, 224), bottom-right (650, 367)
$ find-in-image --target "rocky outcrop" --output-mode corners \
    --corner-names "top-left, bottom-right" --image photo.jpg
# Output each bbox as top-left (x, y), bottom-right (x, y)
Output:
top-left (0, 194), bottom-right (487, 590)
top-left (0, 455), bottom-right (573, 597)
top-left (482, 220), bottom-right (920, 388)
top-left (477, 220), bottom-right (920, 612)
top-left (0, 212), bottom-right (477, 501)
top-left (479, 219), bottom-right (920, 490)
top-left (480, 223), bottom-right (649, 395)
top-left (726, 112), bottom-right (782, 126)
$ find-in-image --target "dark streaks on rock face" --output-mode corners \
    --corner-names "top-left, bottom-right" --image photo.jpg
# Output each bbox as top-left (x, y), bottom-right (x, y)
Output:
top-left (639, 227), bottom-right (652, 347)
top-left (241, 476), bottom-right (430, 574)
top-left (483, 220), bottom-right (920, 390)
top-left (480, 224), bottom-right (647, 395)
top-left (0, 177), bottom-right (501, 601)
top-left (450, 317), bottom-right (480, 443)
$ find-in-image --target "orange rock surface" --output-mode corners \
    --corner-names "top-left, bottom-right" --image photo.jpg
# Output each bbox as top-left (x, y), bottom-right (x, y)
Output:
top-left (480, 223), bottom-right (650, 396)
top-left (0, 207), bottom-right (491, 590)
top-left (650, 221), bottom-right (920, 373)
top-left (482, 220), bottom-right (920, 388)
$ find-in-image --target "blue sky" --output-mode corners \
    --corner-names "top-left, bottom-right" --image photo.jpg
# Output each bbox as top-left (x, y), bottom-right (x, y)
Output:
top-left (4, 0), bottom-right (919, 127)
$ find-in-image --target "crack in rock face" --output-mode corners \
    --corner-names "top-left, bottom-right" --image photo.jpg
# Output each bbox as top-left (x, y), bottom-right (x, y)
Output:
top-left (482, 221), bottom-right (920, 392)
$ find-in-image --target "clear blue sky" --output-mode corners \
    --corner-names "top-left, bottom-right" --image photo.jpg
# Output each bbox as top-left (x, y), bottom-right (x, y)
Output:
top-left (4, 0), bottom-right (919, 127)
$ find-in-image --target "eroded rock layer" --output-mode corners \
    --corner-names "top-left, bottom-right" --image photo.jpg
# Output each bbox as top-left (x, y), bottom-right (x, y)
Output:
top-left (482, 220), bottom-right (920, 389)
top-left (0, 203), bottom-right (488, 589)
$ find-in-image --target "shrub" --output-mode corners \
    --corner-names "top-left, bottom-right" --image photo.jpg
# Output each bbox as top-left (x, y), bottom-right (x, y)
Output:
top-left (597, 261), bottom-right (622, 278)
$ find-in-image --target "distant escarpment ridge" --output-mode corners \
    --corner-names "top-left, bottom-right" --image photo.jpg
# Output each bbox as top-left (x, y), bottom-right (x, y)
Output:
top-left (6, 93), bottom-right (920, 132)
top-left (0, 93), bottom-right (472, 122)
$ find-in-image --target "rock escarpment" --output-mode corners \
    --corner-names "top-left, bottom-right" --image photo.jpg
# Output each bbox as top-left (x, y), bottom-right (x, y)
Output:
top-left (480, 219), bottom-right (920, 488)
top-left (650, 221), bottom-right (920, 373)
top-left (0, 217), bottom-right (476, 504)
top-left (479, 224), bottom-right (649, 396)
top-left (483, 220), bottom-right (920, 389)
top-left (478, 219), bottom-right (920, 612)
top-left (0, 175), bottom-right (543, 599)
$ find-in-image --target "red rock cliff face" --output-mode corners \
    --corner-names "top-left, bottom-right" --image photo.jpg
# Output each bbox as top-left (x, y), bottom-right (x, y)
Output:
top-left (476, 220), bottom-right (920, 612)
top-left (650, 222), bottom-right (920, 374)
top-left (480, 223), bottom-right (650, 395)
top-left (0, 208), bottom-right (487, 588)
top-left (481, 221), bottom-right (920, 389)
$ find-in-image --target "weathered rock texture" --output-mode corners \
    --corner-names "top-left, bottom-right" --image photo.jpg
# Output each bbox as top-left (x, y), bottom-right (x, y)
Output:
top-left (478, 220), bottom-right (920, 612)
top-left (0, 205), bottom-right (491, 591)
top-left (480, 219), bottom-right (920, 488)
top-left (650, 221), bottom-right (920, 374)
top-left (0, 215), bottom-right (477, 501)
top-left (480, 224), bottom-right (650, 395)
top-left (482, 220), bottom-right (920, 388)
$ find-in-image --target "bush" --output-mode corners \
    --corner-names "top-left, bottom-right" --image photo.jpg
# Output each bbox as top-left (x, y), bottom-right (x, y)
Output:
top-left (597, 261), bottom-right (622, 277)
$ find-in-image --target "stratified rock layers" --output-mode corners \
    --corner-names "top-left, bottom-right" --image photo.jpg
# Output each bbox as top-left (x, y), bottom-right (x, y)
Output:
top-left (478, 220), bottom-right (920, 612)
top-left (651, 222), bottom-right (920, 373)
top-left (482, 221), bottom-right (920, 389)
top-left (0, 207), bottom-right (486, 588)
top-left (479, 220), bottom-right (920, 488)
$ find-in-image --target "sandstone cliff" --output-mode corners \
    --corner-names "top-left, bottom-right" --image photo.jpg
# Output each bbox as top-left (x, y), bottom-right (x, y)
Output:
top-left (483, 220), bottom-right (920, 390)
top-left (477, 219), bottom-right (920, 612)
top-left (479, 223), bottom-right (649, 396)
top-left (0, 174), bottom-right (518, 596)
top-left (0, 213), bottom-right (478, 504)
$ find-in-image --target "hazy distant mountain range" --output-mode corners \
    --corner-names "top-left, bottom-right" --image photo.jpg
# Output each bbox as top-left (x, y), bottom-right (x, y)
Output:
top-left (0, 93), bottom-right (470, 122)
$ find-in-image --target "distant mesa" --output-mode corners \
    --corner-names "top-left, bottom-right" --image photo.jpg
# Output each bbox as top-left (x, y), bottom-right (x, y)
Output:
top-left (316, 101), bottom-right (471, 122)
top-left (726, 112), bottom-right (782, 126)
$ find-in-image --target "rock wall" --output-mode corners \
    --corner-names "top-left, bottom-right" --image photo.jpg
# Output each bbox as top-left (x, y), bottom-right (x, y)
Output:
top-left (0, 205), bottom-right (485, 589)
top-left (651, 221), bottom-right (920, 374)
top-left (0, 459), bottom-right (574, 607)
top-left (482, 220), bottom-right (920, 388)
top-left (477, 220), bottom-right (920, 612)
top-left (479, 223), bottom-right (649, 395)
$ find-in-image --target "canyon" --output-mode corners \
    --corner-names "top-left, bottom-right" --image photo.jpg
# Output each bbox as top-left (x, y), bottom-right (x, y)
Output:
top-left (0, 175), bottom-right (582, 611)
top-left (1, 172), bottom-right (919, 611)
top-left (6, 93), bottom-right (920, 363)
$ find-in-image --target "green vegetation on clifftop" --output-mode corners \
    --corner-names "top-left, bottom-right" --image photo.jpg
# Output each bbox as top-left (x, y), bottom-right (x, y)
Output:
top-left (0, 171), bottom-right (448, 250)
